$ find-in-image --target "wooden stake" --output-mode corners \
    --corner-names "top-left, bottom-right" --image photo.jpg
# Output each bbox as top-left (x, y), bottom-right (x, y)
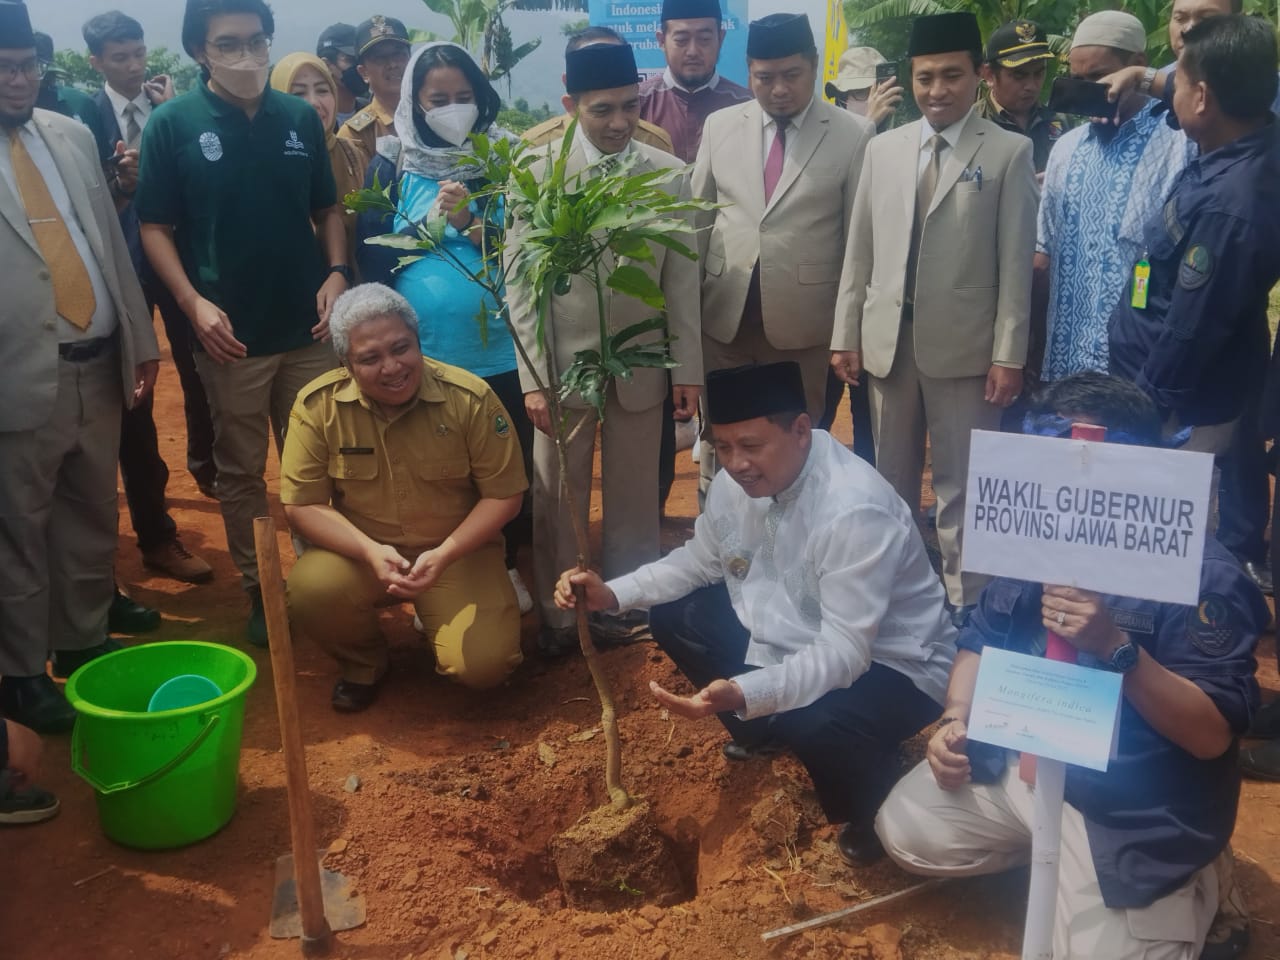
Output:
top-left (760, 880), bottom-right (941, 941)
top-left (254, 517), bottom-right (332, 957)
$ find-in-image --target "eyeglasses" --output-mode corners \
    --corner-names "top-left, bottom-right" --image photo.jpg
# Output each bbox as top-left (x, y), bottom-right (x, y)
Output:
top-left (0, 58), bottom-right (47, 82)
top-left (205, 34), bottom-right (272, 63)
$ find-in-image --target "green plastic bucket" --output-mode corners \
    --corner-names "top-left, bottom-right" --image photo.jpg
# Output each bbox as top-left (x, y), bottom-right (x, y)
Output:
top-left (65, 641), bottom-right (257, 849)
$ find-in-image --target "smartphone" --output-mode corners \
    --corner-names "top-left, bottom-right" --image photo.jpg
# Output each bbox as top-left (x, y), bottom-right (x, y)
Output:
top-left (1047, 77), bottom-right (1114, 117)
top-left (875, 61), bottom-right (898, 84)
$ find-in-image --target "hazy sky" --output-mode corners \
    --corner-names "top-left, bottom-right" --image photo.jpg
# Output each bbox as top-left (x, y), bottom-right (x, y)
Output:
top-left (34, 0), bottom-right (582, 108)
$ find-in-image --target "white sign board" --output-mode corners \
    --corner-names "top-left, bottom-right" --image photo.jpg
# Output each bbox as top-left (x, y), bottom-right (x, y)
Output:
top-left (968, 647), bottom-right (1123, 771)
top-left (963, 430), bottom-right (1213, 605)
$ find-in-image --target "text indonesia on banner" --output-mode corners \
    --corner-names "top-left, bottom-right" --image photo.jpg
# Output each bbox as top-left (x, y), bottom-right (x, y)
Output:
top-left (587, 0), bottom-right (846, 93)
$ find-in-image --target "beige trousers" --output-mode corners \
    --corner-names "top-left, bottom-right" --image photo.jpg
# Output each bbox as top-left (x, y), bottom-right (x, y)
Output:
top-left (287, 542), bottom-right (521, 688)
top-left (533, 383), bottom-right (661, 630)
top-left (868, 322), bottom-right (1001, 606)
top-left (0, 352), bottom-right (123, 674)
top-left (877, 760), bottom-right (1217, 960)
top-left (195, 340), bottom-right (337, 587)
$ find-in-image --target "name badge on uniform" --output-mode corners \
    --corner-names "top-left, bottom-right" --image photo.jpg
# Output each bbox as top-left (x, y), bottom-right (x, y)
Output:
top-left (1108, 607), bottom-right (1155, 636)
top-left (339, 446), bottom-right (374, 455)
top-left (1130, 259), bottom-right (1150, 310)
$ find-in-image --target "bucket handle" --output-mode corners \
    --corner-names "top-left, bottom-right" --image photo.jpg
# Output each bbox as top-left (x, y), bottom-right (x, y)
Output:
top-left (72, 712), bottom-right (222, 796)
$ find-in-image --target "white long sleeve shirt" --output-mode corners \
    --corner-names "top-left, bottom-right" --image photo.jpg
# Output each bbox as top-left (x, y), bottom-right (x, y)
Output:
top-left (609, 431), bottom-right (957, 719)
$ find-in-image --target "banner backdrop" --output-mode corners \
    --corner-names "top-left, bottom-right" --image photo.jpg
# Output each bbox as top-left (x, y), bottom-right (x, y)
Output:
top-left (587, 0), bottom-right (845, 95)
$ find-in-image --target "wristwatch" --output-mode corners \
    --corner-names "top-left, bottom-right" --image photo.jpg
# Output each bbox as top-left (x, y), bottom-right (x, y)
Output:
top-left (1109, 638), bottom-right (1140, 674)
top-left (1139, 66), bottom-right (1157, 95)
top-left (326, 264), bottom-right (353, 283)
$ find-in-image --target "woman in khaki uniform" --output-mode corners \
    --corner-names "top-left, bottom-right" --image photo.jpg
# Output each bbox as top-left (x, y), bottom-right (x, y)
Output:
top-left (282, 284), bottom-right (528, 712)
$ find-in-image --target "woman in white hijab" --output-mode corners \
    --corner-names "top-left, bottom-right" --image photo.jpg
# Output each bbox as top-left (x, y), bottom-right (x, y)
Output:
top-left (355, 42), bottom-right (533, 613)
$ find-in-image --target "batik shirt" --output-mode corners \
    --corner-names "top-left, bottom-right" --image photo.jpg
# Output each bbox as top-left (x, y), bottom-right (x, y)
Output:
top-left (1037, 100), bottom-right (1192, 381)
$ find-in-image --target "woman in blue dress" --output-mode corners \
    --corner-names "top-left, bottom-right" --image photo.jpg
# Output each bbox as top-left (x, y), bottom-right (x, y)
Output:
top-left (356, 41), bottom-right (533, 614)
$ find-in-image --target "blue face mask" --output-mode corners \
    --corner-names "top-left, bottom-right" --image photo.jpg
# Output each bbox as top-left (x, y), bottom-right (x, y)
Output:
top-left (1020, 412), bottom-right (1186, 448)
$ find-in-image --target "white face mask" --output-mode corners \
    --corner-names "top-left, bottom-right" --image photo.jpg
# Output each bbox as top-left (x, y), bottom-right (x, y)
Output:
top-left (209, 58), bottom-right (269, 101)
top-left (422, 102), bottom-right (479, 147)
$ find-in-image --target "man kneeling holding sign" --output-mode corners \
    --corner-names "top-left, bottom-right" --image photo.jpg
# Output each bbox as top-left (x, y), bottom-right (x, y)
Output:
top-left (877, 374), bottom-right (1268, 959)
top-left (556, 362), bottom-right (956, 866)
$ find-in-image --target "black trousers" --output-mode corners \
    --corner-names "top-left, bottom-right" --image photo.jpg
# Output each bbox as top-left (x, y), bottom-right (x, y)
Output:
top-left (118, 390), bottom-right (176, 552)
top-left (144, 278), bottom-right (215, 489)
top-left (650, 584), bottom-right (942, 826)
top-left (820, 370), bottom-right (875, 466)
top-left (483, 369), bottom-right (534, 569)
top-left (1217, 395), bottom-right (1270, 566)
top-left (659, 376), bottom-right (676, 511)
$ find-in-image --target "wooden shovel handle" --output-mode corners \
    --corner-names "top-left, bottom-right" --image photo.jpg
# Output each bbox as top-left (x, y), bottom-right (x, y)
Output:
top-left (254, 517), bottom-right (333, 957)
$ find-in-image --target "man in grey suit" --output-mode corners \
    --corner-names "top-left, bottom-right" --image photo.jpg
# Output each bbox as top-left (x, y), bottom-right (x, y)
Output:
top-left (831, 12), bottom-right (1038, 625)
top-left (509, 42), bottom-right (702, 656)
top-left (0, 1), bottom-right (161, 732)
top-left (692, 13), bottom-right (874, 491)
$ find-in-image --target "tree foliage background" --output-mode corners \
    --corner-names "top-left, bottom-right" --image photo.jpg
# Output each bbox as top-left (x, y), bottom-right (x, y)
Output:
top-left (53, 46), bottom-right (199, 93)
top-left (846, 0), bottom-right (1277, 70)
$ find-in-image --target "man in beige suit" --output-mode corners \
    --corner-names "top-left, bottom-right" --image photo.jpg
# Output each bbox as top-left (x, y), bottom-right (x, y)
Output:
top-left (692, 13), bottom-right (873, 489)
top-left (509, 42), bottom-right (701, 656)
top-left (830, 11), bottom-right (1038, 623)
top-left (0, 1), bottom-right (160, 732)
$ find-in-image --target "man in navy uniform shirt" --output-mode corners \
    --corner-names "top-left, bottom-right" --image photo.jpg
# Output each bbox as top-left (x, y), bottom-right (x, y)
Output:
top-left (1108, 15), bottom-right (1280, 455)
top-left (877, 373), bottom-right (1267, 960)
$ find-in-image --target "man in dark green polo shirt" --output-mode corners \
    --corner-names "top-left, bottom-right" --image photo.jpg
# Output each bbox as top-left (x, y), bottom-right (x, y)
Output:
top-left (137, 0), bottom-right (349, 645)
top-left (32, 31), bottom-right (108, 160)
top-left (978, 19), bottom-right (1071, 176)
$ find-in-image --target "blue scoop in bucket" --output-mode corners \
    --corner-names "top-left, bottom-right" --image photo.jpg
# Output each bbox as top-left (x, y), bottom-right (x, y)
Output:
top-left (147, 674), bottom-right (223, 712)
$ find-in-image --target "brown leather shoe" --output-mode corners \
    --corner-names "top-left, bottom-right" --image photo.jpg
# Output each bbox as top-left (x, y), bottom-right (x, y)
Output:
top-left (142, 539), bottom-right (213, 584)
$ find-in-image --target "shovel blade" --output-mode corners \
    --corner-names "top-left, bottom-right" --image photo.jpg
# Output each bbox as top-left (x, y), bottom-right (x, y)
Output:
top-left (269, 852), bottom-right (367, 939)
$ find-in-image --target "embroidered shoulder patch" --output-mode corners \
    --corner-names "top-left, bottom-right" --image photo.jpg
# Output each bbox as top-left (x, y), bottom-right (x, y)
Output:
top-left (1178, 243), bottom-right (1213, 291)
top-left (1187, 593), bottom-right (1237, 656)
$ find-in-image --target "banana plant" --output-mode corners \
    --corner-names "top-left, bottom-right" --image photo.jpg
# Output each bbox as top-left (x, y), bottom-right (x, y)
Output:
top-left (417, 0), bottom-right (543, 81)
top-left (347, 123), bottom-right (716, 812)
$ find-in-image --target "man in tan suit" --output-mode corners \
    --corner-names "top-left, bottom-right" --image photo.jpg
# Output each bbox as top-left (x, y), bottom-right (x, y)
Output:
top-left (830, 11), bottom-right (1038, 623)
top-left (0, 1), bottom-right (160, 732)
top-left (509, 42), bottom-right (701, 656)
top-left (692, 13), bottom-right (873, 488)
top-left (522, 26), bottom-right (675, 154)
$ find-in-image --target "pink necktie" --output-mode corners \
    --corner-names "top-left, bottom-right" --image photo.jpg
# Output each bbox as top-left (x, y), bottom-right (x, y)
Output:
top-left (764, 122), bottom-right (786, 203)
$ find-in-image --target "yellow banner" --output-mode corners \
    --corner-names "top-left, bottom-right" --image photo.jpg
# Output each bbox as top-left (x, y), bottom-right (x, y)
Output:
top-left (824, 0), bottom-right (849, 99)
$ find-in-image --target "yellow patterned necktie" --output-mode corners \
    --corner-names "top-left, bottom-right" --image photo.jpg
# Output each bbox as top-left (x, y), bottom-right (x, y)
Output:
top-left (7, 128), bottom-right (96, 330)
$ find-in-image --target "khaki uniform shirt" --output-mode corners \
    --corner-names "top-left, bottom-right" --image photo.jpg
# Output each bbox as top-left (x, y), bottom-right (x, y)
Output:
top-left (522, 113), bottom-right (675, 154)
top-left (281, 359), bottom-right (528, 551)
top-left (338, 99), bottom-right (396, 161)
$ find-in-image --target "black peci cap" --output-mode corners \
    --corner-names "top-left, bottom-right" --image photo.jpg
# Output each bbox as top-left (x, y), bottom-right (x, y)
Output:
top-left (706, 362), bottom-right (806, 425)
top-left (0, 1), bottom-right (34, 52)
top-left (565, 42), bottom-right (640, 95)
top-left (662, 0), bottom-right (723, 22)
top-left (907, 12), bottom-right (982, 58)
top-left (747, 13), bottom-right (815, 60)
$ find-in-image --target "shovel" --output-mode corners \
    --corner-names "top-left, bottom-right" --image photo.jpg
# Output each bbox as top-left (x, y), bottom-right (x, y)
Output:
top-left (254, 517), bottom-right (367, 956)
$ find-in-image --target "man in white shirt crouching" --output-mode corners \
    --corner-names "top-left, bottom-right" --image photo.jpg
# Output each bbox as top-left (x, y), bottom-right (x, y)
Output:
top-left (556, 361), bottom-right (957, 865)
